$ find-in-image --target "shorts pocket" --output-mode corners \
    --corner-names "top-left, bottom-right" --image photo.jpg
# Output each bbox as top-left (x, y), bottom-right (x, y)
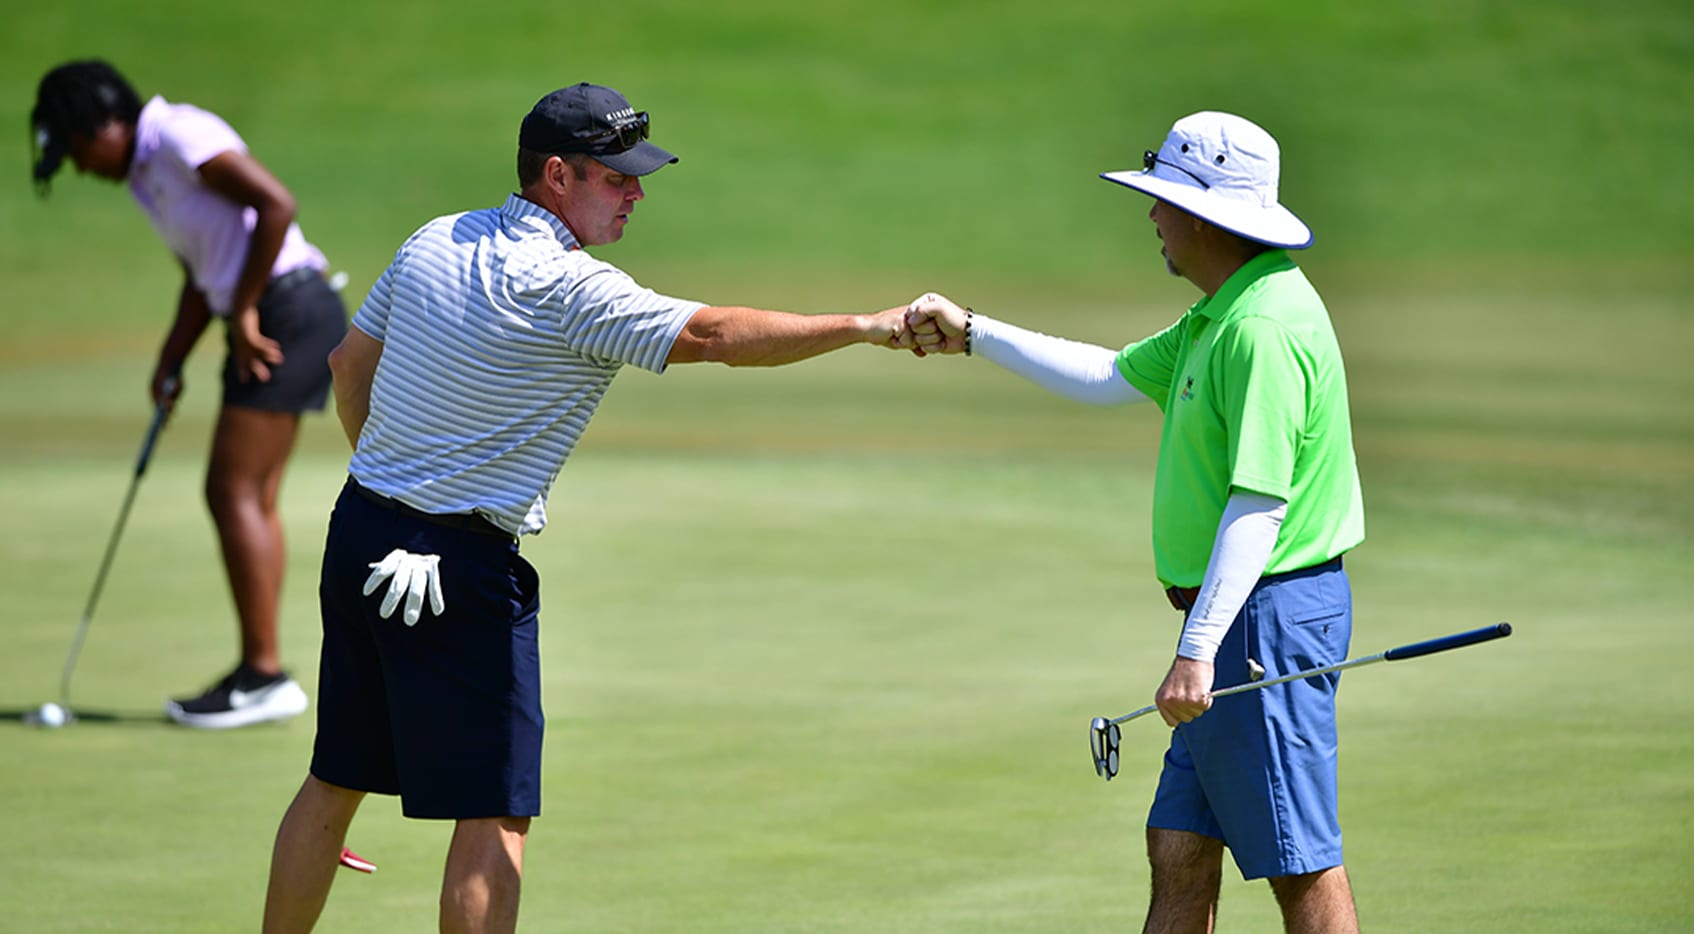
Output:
top-left (1274, 573), bottom-right (1352, 670)
top-left (1289, 607), bottom-right (1349, 672)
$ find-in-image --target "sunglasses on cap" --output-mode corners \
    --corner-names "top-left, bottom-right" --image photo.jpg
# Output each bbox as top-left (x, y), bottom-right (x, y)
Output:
top-left (582, 112), bottom-right (650, 152)
top-left (1144, 149), bottom-right (1210, 190)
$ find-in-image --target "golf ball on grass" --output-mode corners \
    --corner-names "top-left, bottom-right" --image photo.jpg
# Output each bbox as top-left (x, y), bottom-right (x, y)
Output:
top-left (29, 702), bottom-right (68, 728)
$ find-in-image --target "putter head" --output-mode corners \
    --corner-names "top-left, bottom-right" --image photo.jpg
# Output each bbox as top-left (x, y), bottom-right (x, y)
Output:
top-left (1089, 716), bottom-right (1121, 781)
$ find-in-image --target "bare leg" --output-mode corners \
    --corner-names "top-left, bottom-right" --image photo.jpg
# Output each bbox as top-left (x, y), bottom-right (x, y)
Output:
top-left (206, 405), bottom-right (300, 675)
top-left (1143, 827), bottom-right (1224, 934)
top-left (441, 816), bottom-right (530, 934)
top-left (263, 775), bottom-right (365, 933)
top-left (1268, 865), bottom-right (1359, 934)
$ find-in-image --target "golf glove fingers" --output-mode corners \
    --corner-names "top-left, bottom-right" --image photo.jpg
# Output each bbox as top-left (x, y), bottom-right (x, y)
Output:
top-left (363, 549), bottom-right (446, 626)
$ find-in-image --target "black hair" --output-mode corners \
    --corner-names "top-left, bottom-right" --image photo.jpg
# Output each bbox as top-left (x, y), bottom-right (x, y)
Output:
top-left (30, 59), bottom-right (143, 194)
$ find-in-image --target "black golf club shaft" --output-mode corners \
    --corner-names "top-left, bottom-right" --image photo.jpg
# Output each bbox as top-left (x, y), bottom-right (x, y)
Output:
top-left (58, 380), bottom-right (176, 708)
top-left (1105, 622), bottom-right (1513, 727)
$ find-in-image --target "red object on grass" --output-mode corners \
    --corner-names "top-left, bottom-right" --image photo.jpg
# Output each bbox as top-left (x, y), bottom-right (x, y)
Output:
top-left (339, 846), bottom-right (377, 873)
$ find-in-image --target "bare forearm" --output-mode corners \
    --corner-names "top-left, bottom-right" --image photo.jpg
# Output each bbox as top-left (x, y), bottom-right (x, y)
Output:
top-left (332, 377), bottom-right (369, 448)
top-left (196, 150), bottom-right (298, 314)
top-left (159, 278), bottom-right (212, 370)
top-left (667, 305), bottom-right (897, 367)
top-left (327, 328), bottom-right (383, 449)
top-left (229, 204), bottom-right (294, 314)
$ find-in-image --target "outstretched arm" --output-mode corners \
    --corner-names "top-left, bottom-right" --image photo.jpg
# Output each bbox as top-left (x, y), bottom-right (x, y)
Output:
top-left (905, 292), bottom-right (1148, 405)
top-left (665, 304), bottom-right (911, 367)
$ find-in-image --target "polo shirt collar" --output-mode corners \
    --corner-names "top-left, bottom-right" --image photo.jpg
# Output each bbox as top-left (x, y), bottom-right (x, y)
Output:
top-left (1190, 249), bottom-right (1295, 321)
top-left (502, 193), bottom-right (582, 251)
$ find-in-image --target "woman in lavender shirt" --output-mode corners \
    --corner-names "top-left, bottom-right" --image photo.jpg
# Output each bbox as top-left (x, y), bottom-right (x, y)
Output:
top-left (31, 60), bottom-right (347, 729)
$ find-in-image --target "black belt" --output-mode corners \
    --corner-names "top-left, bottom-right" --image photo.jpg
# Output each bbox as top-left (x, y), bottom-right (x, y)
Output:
top-left (347, 478), bottom-right (514, 542)
top-left (1165, 556), bottom-right (1343, 612)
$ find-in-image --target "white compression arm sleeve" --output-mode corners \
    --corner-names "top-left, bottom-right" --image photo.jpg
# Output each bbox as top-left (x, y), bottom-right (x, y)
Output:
top-left (972, 314), bottom-right (1148, 406)
top-left (1177, 490), bottom-right (1287, 663)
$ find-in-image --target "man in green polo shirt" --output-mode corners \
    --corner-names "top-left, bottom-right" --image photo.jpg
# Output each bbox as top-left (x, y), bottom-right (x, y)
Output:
top-left (905, 111), bottom-right (1364, 933)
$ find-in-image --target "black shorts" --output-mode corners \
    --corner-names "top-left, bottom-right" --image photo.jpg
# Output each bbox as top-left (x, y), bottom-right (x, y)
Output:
top-left (221, 267), bottom-right (347, 413)
top-left (310, 479), bottom-right (543, 820)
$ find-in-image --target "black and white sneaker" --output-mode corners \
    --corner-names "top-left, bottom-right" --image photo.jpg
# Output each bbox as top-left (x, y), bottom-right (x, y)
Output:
top-left (164, 665), bottom-right (309, 729)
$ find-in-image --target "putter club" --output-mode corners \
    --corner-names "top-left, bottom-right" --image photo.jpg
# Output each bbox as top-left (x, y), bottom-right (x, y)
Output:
top-left (1089, 622), bottom-right (1514, 780)
top-left (54, 378), bottom-right (178, 719)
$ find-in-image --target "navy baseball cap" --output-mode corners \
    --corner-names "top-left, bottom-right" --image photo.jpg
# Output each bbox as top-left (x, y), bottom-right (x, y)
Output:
top-left (519, 83), bottom-right (677, 177)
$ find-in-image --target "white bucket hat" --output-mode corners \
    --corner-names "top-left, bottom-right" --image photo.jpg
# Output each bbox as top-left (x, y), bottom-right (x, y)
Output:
top-left (1100, 111), bottom-right (1312, 249)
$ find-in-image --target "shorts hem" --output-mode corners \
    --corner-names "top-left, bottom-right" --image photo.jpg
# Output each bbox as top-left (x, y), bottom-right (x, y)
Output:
top-left (1145, 817), bottom-right (1222, 841)
top-left (220, 397), bottom-right (329, 416)
top-left (308, 764), bottom-right (399, 798)
top-left (1237, 851), bottom-right (1345, 882)
top-left (400, 803), bottom-right (542, 821)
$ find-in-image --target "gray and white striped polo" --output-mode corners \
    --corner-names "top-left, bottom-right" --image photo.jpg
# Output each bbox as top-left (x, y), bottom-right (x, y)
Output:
top-left (348, 193), bottom-right (702, 536)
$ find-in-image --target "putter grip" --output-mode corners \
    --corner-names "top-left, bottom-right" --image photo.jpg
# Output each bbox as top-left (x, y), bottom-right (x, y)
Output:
top-left (1384, 622), bottom-right (1512, 661)
top-left (134, 374), bottom-right (180, 476)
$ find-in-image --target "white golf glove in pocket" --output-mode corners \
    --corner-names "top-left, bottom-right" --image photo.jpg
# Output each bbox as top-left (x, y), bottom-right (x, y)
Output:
top-left (363, 548), bottom-right (446, 626)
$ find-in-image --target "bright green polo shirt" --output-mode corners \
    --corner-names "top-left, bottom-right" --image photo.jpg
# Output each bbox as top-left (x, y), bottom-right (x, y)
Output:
top-left (1116, 250), bottom-right (1364, 587)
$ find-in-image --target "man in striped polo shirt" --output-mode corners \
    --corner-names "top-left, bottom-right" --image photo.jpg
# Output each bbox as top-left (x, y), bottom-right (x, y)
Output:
top-left (904, 112), bottom-right (1364, 932)
top-left (261, 83), bottom-right (913, 933)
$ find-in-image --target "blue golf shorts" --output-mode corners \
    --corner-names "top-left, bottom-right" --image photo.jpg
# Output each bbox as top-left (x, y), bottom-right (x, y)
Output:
top-left (1148, 560), bottom-right (1353, 880)
top-left (310, 480), bottom-right (543, 820)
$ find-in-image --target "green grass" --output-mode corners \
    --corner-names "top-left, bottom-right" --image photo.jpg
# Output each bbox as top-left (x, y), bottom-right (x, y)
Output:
top-left (2, 1), bottom-right (1693, 931)
top-left (4, 280), bottom-right (1690, 931)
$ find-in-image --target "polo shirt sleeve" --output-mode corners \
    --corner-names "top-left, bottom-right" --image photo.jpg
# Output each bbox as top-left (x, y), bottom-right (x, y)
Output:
top-left (1214, 315), bottom-right (1307, 500)
top-left (352, 259), bottom-right (397, 342)
top-left (1115, 317), bottom-right (1186, 407)
top-left (557, 265), bottom-right (703, 375)
top-left (156, 106), bottom-right (246, 171)
top-left (354, 223), bottom-right (444, 342)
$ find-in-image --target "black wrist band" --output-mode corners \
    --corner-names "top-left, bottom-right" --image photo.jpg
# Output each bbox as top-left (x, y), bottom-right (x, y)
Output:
top-left (964, 308), bottom-right (973, 356)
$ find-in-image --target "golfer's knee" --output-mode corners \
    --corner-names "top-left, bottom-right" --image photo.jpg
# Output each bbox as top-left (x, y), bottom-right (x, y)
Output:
top-left (452, 816), bottom-right (530, 856)
top-left (298, 774), bottom-right (365, 815)
top-left (1268, 863), bottom-right (1350, 903)
top-left (466, 815), bottom-right (529, 833)
top-left (1146, 828), bottom-right (1223, 906)
top-left (1147, 827), bottom-right (1223, 874)
top-left (204, 469), bottom-right (244, 519)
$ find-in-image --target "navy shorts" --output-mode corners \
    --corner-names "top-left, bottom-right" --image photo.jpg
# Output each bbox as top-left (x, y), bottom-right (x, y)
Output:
top-left (311, 479), bottom-right (543, 820)
top-left (221, 267), bottom-right (346, 413)
top-left (1147, 560), bottom-right (1353, 880)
